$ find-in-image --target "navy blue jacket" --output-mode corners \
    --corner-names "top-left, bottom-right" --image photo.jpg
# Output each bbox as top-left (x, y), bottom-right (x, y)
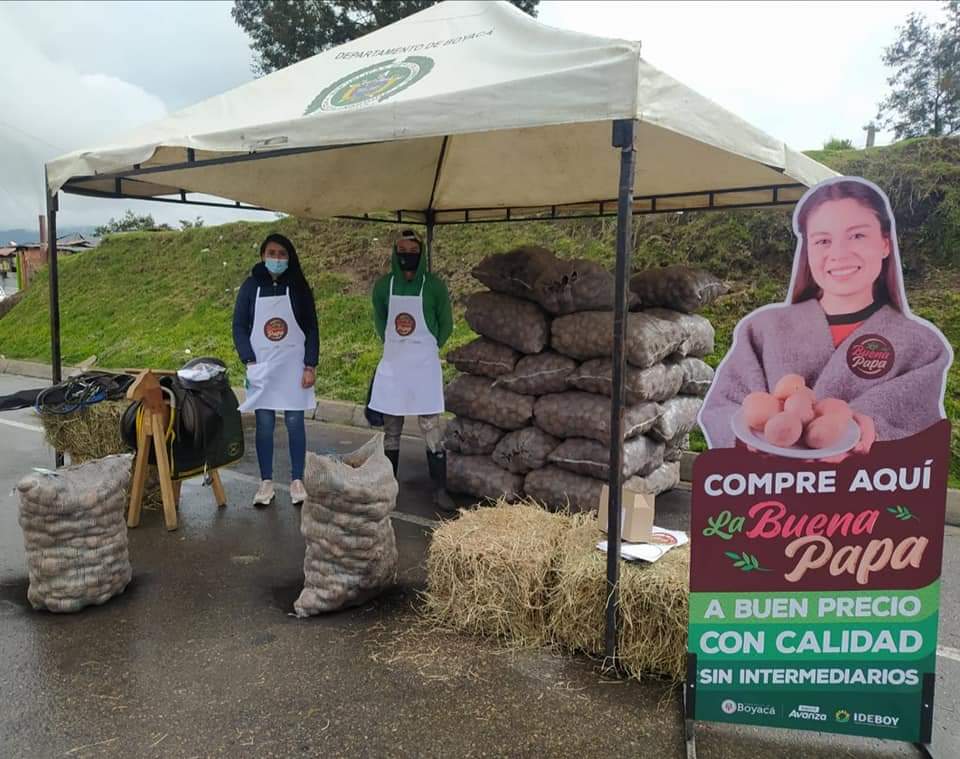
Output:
top-left (232, 261), bottom-right (319, 367)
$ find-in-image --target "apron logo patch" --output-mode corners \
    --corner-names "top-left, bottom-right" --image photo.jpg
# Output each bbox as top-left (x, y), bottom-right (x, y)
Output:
top-left (847, 334), bottom-right (894, 379)
top-left (395, 313), bottom-right (416, 337)
top-left (264, 317), bottom-right (289, 342)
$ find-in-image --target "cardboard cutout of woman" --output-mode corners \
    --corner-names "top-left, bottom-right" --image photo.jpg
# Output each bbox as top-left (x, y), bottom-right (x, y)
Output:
top-left (699, 176), bottom-right (953, 455)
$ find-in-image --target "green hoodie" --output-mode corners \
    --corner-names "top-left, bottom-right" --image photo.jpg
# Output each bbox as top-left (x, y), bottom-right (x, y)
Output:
top-left (372, 249), bottom-right (453, 347)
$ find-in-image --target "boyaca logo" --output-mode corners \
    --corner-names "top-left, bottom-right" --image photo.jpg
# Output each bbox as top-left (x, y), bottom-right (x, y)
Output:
top-left (846, 334), bottom-right (895, 379)
top-left (835, 708), bottom-right (851, 723)
top-left (264, 317), bottom-right (289, 342)
top-left (305, 56), bottom-right (434, 114)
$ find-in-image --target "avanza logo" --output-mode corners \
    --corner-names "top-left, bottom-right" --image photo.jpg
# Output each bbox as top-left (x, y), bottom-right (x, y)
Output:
top-left (788, 705), bottom-right (826, 722)
top-left (847, 334), bottom-right (894, 379)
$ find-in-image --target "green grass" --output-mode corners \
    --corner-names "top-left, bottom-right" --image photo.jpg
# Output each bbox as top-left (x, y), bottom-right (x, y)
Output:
top-left (1, 138), bottom-right (958, 484)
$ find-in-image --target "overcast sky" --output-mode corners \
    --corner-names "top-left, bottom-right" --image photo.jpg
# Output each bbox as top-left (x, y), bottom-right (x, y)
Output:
top-left (0, 0), bottom-right (946, 233)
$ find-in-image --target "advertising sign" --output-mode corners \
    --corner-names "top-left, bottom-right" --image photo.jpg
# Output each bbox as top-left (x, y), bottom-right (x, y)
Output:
top-left (688, 421), bottom-right (949, 742)
top-left (689, 176), bottom-right (954, 745)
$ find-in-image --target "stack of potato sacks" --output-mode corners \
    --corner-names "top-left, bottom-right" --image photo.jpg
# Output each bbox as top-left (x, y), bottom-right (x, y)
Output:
top-left (444, 247), bottom-right (724, 511)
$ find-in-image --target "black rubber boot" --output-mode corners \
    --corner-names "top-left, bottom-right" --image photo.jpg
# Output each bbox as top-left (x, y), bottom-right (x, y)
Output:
top-left (434, 487), bottom-right (458, 513)
top-left (385, 449), bottom-right (400, 478)
top-left (426, 449), bottom-right (446, 485)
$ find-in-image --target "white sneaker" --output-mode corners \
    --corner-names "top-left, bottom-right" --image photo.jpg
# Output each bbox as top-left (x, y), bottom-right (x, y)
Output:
top-left (290, 479), bottom-right (307, 506)
top-left (253, 480), bottom-right (275, 507)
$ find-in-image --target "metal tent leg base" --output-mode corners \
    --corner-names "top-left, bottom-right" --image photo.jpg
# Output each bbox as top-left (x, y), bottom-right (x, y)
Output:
top-left (913, 743), bottom-right (933, 758)
top-left (683, 688), bottom-right (697, 759)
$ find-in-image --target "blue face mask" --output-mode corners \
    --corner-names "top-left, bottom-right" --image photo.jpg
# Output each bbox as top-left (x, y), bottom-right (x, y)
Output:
top-left (265, 258), bottom-right (288, 276)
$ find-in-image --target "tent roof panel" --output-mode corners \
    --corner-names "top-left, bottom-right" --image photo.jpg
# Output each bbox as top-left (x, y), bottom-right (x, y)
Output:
top-left (48, 0), bottom-right (837, 215)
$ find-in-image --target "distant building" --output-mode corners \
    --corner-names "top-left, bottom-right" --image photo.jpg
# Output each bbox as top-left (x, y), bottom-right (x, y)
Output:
top-left (4, 234), bottom-right (100, 289)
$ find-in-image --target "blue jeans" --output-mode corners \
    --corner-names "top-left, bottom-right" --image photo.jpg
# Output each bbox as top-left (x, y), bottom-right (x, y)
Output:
top-left (254, 409), bottom-right (306, 481)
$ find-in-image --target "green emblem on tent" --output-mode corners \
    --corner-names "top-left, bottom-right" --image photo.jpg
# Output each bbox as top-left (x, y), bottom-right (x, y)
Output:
top-left (305, 56), bottom-right (434, 114)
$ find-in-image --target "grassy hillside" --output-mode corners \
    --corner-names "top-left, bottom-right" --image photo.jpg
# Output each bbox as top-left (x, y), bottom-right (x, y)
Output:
top-left (1, 138), bottom-right (957, 482)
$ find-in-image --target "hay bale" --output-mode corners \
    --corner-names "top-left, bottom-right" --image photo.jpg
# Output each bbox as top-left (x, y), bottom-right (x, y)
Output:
top-left (424, 501), bottom-right (571, 645)
top-left (40, 400), bottom-right (130, 462)
top-left (40, 401), bottom-right (162, 510)
top-left (546, 516), bottom-right (689, 682)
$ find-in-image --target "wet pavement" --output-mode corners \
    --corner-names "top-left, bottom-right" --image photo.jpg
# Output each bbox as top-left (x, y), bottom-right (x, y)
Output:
top-left (1, 372), bottom-right (958, 758)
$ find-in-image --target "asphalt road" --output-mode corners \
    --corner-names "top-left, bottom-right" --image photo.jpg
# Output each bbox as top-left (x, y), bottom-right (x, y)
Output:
top-left (1, 372), bottom-right (958, 759)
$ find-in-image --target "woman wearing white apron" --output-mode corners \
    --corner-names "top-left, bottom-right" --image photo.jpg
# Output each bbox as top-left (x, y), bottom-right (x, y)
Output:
top-left (369, 230), bottom-right (453, 496)
top-left (233, 234), bottom-right (318, 507)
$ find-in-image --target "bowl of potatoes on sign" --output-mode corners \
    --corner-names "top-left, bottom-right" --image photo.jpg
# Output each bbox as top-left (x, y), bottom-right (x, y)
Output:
top-left (731, 374), bottom-right (860, 459)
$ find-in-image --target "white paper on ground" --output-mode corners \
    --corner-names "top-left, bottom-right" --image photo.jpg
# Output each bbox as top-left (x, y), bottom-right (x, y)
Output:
top-left (597, 526), bottom-right (689, 563)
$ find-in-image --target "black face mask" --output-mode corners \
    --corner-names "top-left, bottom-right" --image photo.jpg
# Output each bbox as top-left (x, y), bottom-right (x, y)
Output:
top-left (397, 252), bottom-right (421, 272)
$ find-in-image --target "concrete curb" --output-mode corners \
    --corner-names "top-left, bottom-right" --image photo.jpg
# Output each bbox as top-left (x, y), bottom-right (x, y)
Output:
top-left (1, 358), bottom-right (82, 380)
top-left (4, 361), bottom-right (959, 525)
top-left (0, 362), bottom-right (437, 443)
top-left (949, 489), bottom-right (960, 528)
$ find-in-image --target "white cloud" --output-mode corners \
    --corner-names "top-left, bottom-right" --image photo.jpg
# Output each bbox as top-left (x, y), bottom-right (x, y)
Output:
top-left (0, 6), bottom-right (169, 227)
top-left (538, 0), bottom-right (943, 150)
top-left (0, 0), bottom-right (272, 230)
top-left (0, 0), bottom-right (947, 231)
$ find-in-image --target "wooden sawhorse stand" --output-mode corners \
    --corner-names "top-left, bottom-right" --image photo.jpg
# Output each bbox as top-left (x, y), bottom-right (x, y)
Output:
top-left (126, 370), bottom-right (227, 531)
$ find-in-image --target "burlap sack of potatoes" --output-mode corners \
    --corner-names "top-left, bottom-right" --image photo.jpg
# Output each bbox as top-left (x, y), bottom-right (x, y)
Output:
top-left (664, 433), bottom-right (690, 463)
top-left (443, 417), bottom-right (505, 456)
top-left (626, 461), bottom-right (681, 495)
top-left (644, 308), bottom-right (715, 358)
top-left (17, 453), bottom-right (133, 613)
top-left (650, 396), bottom-right (704, 443)
top-left (548, 435), bottom-right (665, 480)
top-left (524, 466), bottom-right (604, 513)
top-left (472, 246), bottom-right (636, 314)
top-left (445, 375), bottom-right (534, 430)
top-left (493, 352), bottom-right (577, 396)
top-left (294, 435), bottom-right (398, 617)
top-left (533, 391), bottom-right (661, 444)
top-left (551, 310), bottom-right (684, 368)
top-left (445, 337), bottom-right (520, 378)
top-left (491, 427), bottom-right (560, 475)
top-left (676, 357), bottom-right (715, 397)
top-left (566, 359), bottom-right (683, 404)
top-left (532, 258), bottom-right (639, 315)
top-left (447, 452), bottom-right (525, 502)
top-left (629, 266), bottom-right (727, 313)
top-left (464, 291), bottom-right (549, 354)
top-left (470, 246), bottom-right (557, 301)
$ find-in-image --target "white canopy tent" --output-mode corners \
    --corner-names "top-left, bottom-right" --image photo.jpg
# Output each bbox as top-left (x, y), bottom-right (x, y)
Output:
top-left (43, 0), bottom-right (836, 666)
top-left (47, 0), bottom-right (833, 221)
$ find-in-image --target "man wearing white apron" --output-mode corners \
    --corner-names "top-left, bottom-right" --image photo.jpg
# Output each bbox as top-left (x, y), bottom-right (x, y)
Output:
top-left (233, 234), bottom-right (318, 507)
top-left (369, 230), bottom-right (453, 494)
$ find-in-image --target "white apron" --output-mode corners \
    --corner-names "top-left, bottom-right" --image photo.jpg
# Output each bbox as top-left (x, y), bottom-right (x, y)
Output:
top-left (369, 277), bottom-right (445, 416)
top-left (238, 286), bottom-right (316, 413)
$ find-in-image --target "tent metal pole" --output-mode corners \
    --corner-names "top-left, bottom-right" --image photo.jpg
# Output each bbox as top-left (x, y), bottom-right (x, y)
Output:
top-left (425, 210), bottom-right (435, 271)
top-left (604, 118), bottom-right (637, 664)
top-left (45, 173), bottom-right (64, 468)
